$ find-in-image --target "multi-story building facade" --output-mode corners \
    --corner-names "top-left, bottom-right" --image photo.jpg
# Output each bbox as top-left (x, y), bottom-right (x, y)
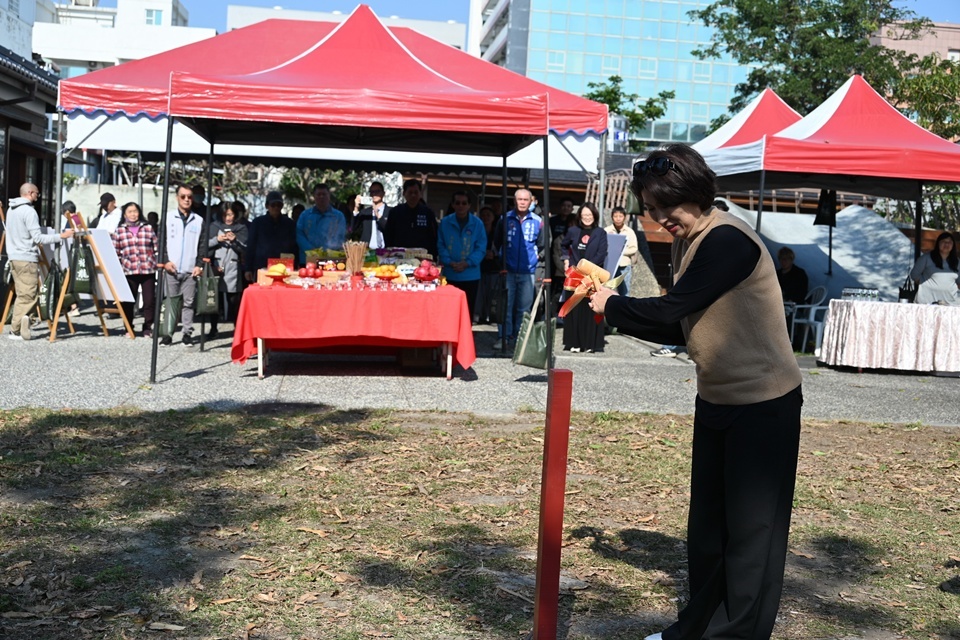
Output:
top-left (226, 4), bottom-right (467, 49)
top-left (469, 0), bottom-right (748, 146)
top-left (872, 21), bottom-right (960, 62)
top-left (33, 0), bottom-right (215, 79)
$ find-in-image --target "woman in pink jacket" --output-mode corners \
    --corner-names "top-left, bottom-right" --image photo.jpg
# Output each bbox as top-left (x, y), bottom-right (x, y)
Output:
top-left (112, 202), bottom-right (159, 337)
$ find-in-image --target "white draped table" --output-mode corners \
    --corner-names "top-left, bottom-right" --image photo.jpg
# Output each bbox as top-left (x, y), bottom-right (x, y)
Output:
top-left (820, 299), bottom-right (960, 373)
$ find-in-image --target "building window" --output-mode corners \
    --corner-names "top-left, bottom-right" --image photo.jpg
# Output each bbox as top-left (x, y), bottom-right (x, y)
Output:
top-left (694, 62), bottom-right (711, 81)
top-left (547, 51), bottom-right (566, 72)
top-left (146, 9), bottom-right (163, 25)
top-left (602, 55), bottom-right (620, 75)
top-left (949, 50), bottom-right (960, 62)
top-left (10, 0), bottom-right (20, 16)
top-left (639, 58), bottom-right (657, 79)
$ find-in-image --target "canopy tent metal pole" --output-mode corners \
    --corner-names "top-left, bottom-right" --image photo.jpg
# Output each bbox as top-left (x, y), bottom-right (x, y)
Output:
top-left (827, 226), bottom-right (833, 276)
top-left (137, 152), bottom-right (144, 209)
top-left (200, 141), bottom-right (215, 353)
top-left (914, 186), bottom-right (924, 262)
top-left (60, 116), bottom-right (110, 158)
top-left (542, 133), bottom-right (554, 369)
top-left (597, 131), bottom-right (607, 220)
top-left (149, 117), bottom-right (176, 384)
top-left (54, 112), bottom-right (64, 224)
top-left (755, 169), bottom-right (766, 233)
top-left (499, 152), bottom-right (509, 355)
top-left (553, 134), bottom-right (591, 174)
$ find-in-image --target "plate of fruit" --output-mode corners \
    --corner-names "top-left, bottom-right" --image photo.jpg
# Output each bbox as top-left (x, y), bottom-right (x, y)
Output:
top-left (412, 259), bottom-right (441, 281)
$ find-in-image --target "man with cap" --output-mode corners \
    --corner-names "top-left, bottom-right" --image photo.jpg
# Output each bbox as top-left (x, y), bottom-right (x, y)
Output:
top-left (160, 184), bottom-right (208, 346)
top-left (244, 191), bottom-right (298, 281)
top-left (296, 183), bottom-right (346, 266)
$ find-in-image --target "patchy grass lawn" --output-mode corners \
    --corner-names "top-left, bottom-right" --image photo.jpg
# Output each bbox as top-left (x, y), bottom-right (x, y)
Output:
top-left (0, 406), bottom-right (957, 639)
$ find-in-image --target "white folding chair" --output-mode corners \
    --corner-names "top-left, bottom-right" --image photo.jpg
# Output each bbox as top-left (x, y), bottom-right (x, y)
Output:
top-left (790, 285), bottom-right (828, 353)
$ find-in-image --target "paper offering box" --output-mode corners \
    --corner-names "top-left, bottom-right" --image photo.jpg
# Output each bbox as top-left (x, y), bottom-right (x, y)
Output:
top-left (267, 257), bottom-right (295, 271)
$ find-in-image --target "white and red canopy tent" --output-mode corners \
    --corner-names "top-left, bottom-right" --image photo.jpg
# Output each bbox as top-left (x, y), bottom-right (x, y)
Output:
top-left (703, 75), bottom-right (960, 201)
top-left (692, 87), bottom-right (802, 154)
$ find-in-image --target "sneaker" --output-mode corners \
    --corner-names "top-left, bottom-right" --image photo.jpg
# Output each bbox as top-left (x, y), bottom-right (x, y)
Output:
top-left (182, 332), bottom-right (195, 347)
top-left (650, 347), bottom-right (677, 358)
top-left (7, 333), bottom-right (23, 341)
top-left (142, 328), bottom-right (153, 339)
top-left (492, 338), bottom-right (504, 350)
top-left (67, 307), bottom-right (80, 317)
top-left (19, 317), bottom-right (31, 341)
top-left (160, 335), bottom-right (173, 346)
top-left (569, 347), bottom-right (580, 353)
top-left (205, 328), bottom-right (219, 340)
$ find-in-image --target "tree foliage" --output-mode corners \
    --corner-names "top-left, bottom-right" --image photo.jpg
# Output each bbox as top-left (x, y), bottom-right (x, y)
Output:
top-left (690, 0), bottom-right (931, 116)
top-left (584, 75), bottom-right (675, 150)
top-left (278, 168), bottom-right (372, 206)
top-left (893, 54), bottom-right (960, 140)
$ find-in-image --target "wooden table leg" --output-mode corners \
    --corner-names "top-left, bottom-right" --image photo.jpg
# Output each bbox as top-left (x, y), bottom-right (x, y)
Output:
top-left (257, 338), bottom-right (265, 379)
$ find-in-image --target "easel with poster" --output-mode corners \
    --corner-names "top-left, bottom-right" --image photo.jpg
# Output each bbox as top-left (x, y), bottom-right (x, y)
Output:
top-left (55, 227), bottom-right (135, 339)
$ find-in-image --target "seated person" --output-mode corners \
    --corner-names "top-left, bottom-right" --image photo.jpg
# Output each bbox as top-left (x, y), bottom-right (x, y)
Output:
top-left (777, 246), bottom-right (808, 305)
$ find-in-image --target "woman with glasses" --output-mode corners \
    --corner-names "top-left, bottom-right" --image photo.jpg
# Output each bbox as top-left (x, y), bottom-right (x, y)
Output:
top-left (437, 191), bottom-right (486, 321)
top-left (589, 144), bottom-right (803, 640)
top-left (561, 201), bottom-right (608, 353)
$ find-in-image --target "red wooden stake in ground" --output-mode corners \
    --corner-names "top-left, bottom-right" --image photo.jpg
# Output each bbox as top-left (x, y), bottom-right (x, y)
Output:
top-left (532, 368), bottom-right (574, 640)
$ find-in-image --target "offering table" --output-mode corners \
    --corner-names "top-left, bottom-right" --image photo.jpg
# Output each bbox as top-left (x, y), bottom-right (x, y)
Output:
top-left (231, 284), bottom-right (476, 379)
top-left (819, 299), bottom-right (960, 374)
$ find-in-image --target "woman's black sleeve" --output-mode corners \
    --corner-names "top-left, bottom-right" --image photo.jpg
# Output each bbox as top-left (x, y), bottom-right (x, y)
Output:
top-left (604, 226), bottom-right (762, 344)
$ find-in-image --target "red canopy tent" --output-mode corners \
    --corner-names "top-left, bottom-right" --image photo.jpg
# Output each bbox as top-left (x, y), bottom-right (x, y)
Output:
top-left (692, 88), bottom-right (802, 154)
top-left (165, 6), bottom-right (550, 156)
top-left (58, 4), bottom-right (607, 380)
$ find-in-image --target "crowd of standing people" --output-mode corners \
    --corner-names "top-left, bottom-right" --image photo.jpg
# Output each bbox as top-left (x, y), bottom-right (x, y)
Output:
top-left (3, 178), bottom-right (662, 350)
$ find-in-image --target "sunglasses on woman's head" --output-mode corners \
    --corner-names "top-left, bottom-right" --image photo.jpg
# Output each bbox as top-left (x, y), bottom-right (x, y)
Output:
top-left (633, 156), bottom-right (677, 178)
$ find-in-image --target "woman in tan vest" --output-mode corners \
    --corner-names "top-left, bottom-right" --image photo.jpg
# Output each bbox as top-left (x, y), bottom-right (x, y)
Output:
top-left (590, 144), bottom-right (803, 640)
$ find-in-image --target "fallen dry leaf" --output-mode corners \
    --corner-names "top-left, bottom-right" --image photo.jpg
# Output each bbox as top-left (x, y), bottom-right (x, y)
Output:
top-left (212, 598), bottom-right (241, 605)
top-left (148, 622), bottom-right (186, 631)
top-left (297, 527), bottom-right (330, 537)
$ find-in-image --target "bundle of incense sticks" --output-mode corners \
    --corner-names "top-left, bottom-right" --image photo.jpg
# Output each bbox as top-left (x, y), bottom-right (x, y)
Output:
top-left (343, 241), bottom-right (369, 275)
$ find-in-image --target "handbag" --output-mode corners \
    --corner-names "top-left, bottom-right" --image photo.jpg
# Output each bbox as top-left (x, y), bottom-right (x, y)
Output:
top-left (195, 262), bottom-right (220, 316)
top-left (70, 242), bottom-right (94, 295)
top-left (898, 275), bottom-right (916, 303)
top-left (159, 294), bottom-right (184, 338)
top-left (512, 284), bottom-right (556, 370)
top-left (488, 273), bottom-right (508, 324)
top-left (39, 267), bottom-right (63, 322)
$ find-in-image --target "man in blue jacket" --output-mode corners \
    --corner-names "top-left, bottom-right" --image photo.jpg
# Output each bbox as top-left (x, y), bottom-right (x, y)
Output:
top-left (296, 183), bottom-right (346, 266)
top-left (437, 191), bottom-right (486, 321)
top-left (492, 188), bottom-right (544, 350)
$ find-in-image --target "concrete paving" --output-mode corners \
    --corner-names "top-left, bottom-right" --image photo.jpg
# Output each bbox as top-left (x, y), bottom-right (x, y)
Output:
top-left (1, 312), bottom-right (958, 426)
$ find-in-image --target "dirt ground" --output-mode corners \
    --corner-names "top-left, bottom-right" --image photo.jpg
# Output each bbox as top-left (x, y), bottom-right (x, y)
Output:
top-left (0, 406), bottom-right (958, 639)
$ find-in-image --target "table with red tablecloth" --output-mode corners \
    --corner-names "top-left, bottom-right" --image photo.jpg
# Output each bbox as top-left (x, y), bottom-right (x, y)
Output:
top-left (231, 284), bottom-right (476, 378)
